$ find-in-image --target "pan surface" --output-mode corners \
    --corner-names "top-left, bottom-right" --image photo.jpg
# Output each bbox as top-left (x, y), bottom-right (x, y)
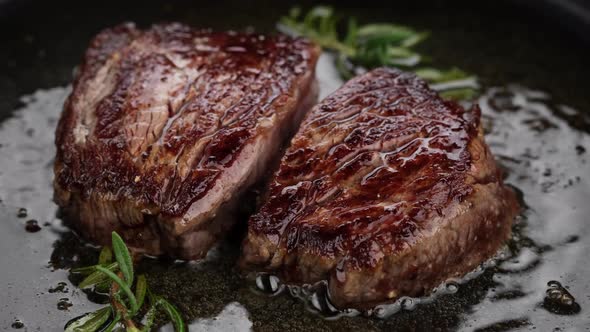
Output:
top-left (0, 0), bottom-right (589, 331)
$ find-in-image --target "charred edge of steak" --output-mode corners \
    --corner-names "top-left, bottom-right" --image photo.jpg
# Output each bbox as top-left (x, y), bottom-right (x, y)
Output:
top-left (54, 22), bottom-right (320, 260)
top-left (239, 67), bottom-right (519, 308)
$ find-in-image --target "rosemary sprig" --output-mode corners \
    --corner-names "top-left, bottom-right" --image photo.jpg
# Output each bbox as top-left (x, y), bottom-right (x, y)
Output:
top-left (64, 307), bottom-right (111, 332)
top-left (65, 232), bottom-right (186, 332)
top-left (278, 5), bottom-right (479, 100)
top-left (111, 232), bottom-right (134, 284)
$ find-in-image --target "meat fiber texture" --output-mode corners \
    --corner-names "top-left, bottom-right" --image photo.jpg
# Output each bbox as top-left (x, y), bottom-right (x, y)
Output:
top-left (54, 23), bottom-right (320, 260)
top-left (240, 67), bottom-right (519, 308)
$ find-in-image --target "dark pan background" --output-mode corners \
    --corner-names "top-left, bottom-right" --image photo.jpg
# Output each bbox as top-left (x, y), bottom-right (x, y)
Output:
top-left (0, 0), bottom-right (589, 123)
top-left (1, 0), bottom-right (589, 331)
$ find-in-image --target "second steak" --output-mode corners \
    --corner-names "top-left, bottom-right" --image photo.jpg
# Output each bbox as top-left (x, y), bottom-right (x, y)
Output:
top-left (240, 68), bottom-right (519, 308)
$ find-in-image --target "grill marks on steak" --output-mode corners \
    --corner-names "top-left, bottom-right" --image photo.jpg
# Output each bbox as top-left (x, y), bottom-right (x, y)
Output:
top-left (54, 23), bottom-right (319, 259)
top-left (240, 68), bottom-right (518, 307)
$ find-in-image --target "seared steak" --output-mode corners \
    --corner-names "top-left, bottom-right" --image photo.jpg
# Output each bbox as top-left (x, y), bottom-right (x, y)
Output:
top-left (240, 68), bottom-right (518, 308)
top-left (54, 23), bottom-right (319, 260)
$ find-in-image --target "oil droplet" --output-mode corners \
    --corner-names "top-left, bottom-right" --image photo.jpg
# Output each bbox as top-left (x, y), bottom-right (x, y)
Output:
top-left (57, 298), bottom-right (73, 311)
top-left (445, 281), bottom-right (459, 294)
top-left (374, 307), bottom-right (386, 317)
top-left (400, 297), bottom-right (416, 311)
top-left (255, 274), bottom-right (281, 294)
top-left (11, 320), bottom-right (24, 329)
top-left (542, 281), bottom-right (581, 315)
top-left (16, 208), bottom-right (27, 218)
top-left (48, 282), bottom-right (68, 293)
top-left (564, 235), bottom-right (579, 244)
top-left (25, 219), bottom-right (41, 233)
top-left (288, 286), bottom-right (301, 297)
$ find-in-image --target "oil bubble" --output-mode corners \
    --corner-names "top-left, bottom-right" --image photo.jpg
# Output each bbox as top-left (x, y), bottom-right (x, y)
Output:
top-left (57, 298), bottom-right (73, 311)
top-left (542, 281), bottom-right (581, 315)
top-left (16, 208), bottom-right (27, 218)
top-left (11, 320), bottom-right (24, 329)
top-left (25, 219), bottom-right (41, 233)
top-left (48, 282), bottom-right (68, 293)
top-left (400, 297), bottom-right (416, 311)
top-left (255, 274), bottom-right (281, 294)
top-left (445, 281), bottom-right (459, 294)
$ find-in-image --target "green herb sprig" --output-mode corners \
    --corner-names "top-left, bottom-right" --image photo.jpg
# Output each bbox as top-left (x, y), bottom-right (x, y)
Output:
top-left (66, 232), bottom-right (186, 332)
top-left (279, 6), bottom-right (479, 100)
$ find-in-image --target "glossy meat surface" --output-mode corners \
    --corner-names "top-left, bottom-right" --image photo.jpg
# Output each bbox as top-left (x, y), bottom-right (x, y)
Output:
top-left (54, 23), bottom-right (319, 259)
top-left (240, 68), bottom-right (518, 307)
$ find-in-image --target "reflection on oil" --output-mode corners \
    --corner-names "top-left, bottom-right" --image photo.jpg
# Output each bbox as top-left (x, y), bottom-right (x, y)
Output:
top-left (459, 85), bottom-right (590, 331)
top-left (0, 63), bottom-right (589, 331)
top-left (160, 302), bottom-right (252, 332)
top-left (0, 87), bottom-right (102, 330)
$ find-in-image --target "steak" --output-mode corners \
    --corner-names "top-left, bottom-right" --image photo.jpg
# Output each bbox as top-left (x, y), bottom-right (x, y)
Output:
top-left (54, 23), bottom-right (319, 260)
top-left (240, 68), bottom-right (519, 308)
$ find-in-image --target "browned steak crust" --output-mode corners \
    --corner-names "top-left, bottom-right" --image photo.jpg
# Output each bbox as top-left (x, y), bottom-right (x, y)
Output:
top-left (240, 67), bottom-right (518, 308)
top-left (54, 23), bottom-right (319, 259)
